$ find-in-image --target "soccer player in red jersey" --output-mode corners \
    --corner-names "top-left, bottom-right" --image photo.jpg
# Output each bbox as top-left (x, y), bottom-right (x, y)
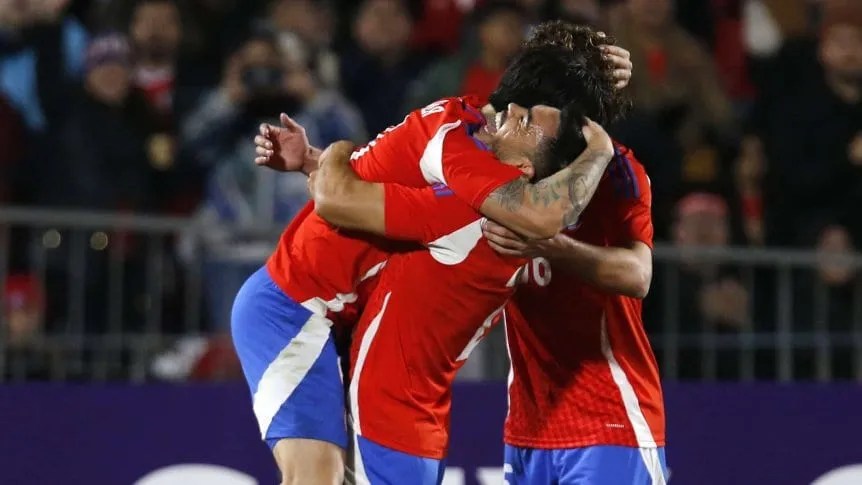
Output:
top-left (241, 23), bottom-right (631, 483)
top-left (257, 27), bottom-right (630, 484)
top-left (479, 23), bottom-right (667, 485)
top-left (233, 31), bottom-right (632, 485)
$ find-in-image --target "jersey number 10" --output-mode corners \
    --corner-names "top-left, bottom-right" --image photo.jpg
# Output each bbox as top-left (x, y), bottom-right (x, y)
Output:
top-left (519, 257), bottom-right (552, 287)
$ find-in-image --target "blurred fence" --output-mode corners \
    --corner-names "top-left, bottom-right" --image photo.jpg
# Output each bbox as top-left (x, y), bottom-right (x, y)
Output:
top-left (0, 207), bottom-right (860, 383)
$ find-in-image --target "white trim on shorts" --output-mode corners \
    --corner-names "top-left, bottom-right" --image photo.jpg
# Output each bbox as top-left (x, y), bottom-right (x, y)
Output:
top-left (251, 312), bottom-right (332, 438)
top-left (639, 447), bottom-right (667, 485)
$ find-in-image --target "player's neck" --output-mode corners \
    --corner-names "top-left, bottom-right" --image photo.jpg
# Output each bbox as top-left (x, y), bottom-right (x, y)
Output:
top-left (474, 128), bottom-right (494, 147)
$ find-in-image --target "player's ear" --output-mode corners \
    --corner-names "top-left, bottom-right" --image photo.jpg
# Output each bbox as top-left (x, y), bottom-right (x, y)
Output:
top-left (515, 157), bottom-right (535, 179)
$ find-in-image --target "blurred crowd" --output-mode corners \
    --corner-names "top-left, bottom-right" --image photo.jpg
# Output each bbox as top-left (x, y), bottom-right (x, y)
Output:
top-left (1, 0), bottom-right (861, 380)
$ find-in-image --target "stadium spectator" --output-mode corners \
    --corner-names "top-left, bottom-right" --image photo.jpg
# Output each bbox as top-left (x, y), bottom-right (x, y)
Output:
top-left (791, 225), bottom-right (860, 380)
top-left (183, 30), bottom-right (364, 329)
top-left (128, 0), bottom-right (184, 119)
top-left (340, 0), bottom-right (427, 135)
top-left (608, 0), bottom-right (737, 238)
top-left (26, 32), bottom-right (168, 340)
top-left (405, 1), bottom-right (526, 109)
top-left (183, 30), bottom-right (364, 227)
top-left (647, 193), bottom-right (752, 379)
top-left (2, 273), bottom-right (58, 380)
top-left (265, 0), bottom-right (341, 89)
top-left (746, 2), bottom-right (862, 247)
top-left (43, 33), bottom-right (161, 211)
top-left (127, 0), bottom-right (215, 214)
top-left (743, 0), bottom-right (810, 91)
top-left (0, 0), bottom-right (88, 133)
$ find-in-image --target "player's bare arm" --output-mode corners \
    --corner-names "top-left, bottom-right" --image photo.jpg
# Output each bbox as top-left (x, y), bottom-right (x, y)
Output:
top-left (482, 221), bottom-right (652, 298)
top-left (481, 119), bottom-right (614, 240)
top-left (308, 142), bottom-right (454, 244)
top-left (307, 141), bottom-right (389, 234)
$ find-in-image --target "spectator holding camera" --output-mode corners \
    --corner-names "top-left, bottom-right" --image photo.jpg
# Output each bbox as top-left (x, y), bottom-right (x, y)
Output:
top-left (183, 30), bottom-right (364, 228)
top-left (183, 31), bottom-right (311, 228)
top-left (183, 30), bottom-right (364, 329)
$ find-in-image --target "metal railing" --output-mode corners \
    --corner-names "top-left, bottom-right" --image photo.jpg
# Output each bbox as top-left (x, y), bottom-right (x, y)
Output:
top-left (650, 246), bottom-right (862, 382)
top-left (0, 207), bottom-right (860, 382)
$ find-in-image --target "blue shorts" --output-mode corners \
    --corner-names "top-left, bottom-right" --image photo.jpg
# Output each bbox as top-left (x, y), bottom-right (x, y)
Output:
top-left (504, 445), bottom-right (668, 485)
top-left (349, 435), bottom-right (445, 485)
top-left (231, 266), bottom-right (347, 449)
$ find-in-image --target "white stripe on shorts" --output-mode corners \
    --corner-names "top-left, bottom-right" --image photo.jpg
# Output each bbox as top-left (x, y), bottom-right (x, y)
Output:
top-left (639, 447), bottom-right (667, 485)
top-left (252, 312), bottom-right (332, 438)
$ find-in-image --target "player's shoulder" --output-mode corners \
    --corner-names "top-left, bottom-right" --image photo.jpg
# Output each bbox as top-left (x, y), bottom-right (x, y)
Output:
top-left (412, 96), bottom-right (486, 126)
top-left (607, 140), bottom-right (651, 199)
top-left (612, 141), bottom-right (647, 174)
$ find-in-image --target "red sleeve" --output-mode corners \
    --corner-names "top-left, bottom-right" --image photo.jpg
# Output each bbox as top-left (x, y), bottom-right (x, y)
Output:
top-left (384, 183), bottom-right (481, 244)
top-left (419, 124), bottom-right (523, 210)
top-left (614, 146), bottom-right (654, 248)
top-left (384, 185), bottom-right (441, 244)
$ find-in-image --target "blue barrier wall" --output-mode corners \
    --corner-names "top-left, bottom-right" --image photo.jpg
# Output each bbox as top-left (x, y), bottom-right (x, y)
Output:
top-left (1, 383), bottom-right (860, 484)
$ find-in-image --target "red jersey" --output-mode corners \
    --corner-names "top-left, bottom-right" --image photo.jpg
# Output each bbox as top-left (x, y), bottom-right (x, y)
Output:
top-left (504, 144), bottom-right (665, 450)
top-left (265, 97), bottom-right (522, 318)
top-left (349, 183), bottom-right (526, 460)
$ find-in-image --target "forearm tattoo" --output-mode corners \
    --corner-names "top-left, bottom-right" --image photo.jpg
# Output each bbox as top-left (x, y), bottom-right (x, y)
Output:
top-left (487, 147), bottom-right (612, 227)
top-left (488, 177), bottom-right (528, 212)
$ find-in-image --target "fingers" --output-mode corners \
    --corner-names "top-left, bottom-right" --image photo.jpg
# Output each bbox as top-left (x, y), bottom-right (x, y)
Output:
top-left (280, 113), bottom-right (303, 132)
top-left (254, 135), bottom-right (273, 150)
top-left (487, 240), bottom-right (526, 257)
top-left (609, 55), bottom-right (633, 72)
top-left (482, 220), bottom-right (520, 240)
top-left (601, 45), bottom-right (631, 61)
top-left (613, 68), bottom-right (632, 89)
top-left (601, 45), bottom-right (633, 90)
top-left (581, 117), bottom-right (599, 137)
top-left (256, 145), bottom-right (274, 159)
top-left (482, 222), bottom-right (529, 254)
top-left (254, 132), bottom-right (274, 163)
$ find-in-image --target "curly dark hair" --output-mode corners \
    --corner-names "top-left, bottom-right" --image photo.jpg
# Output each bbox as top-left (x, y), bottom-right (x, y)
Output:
top-left (490, 21), bottom-right (628, 125)
top-left (489, 21), bottom-right (630, 175)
